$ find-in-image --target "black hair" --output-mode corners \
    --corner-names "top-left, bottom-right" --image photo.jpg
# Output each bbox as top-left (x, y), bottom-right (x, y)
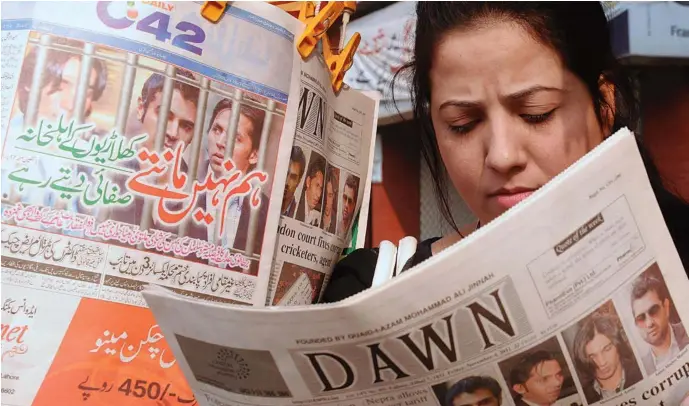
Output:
top-left (18, 38), bottom-right (108, 117)
top-left (631, 276), bottom-right (669, 306)
top-left (140, 69), bottom-right (200, 121)
top-left (209, 97), bottom-right (265, 154)
top-left (445, 376), bottom-right (502, 406)
top-left (344, 174), bottom-right (360, 198)
top-left (510, 350), bottom-right (561, 388)
top-left (290, 145), bottom-right (306, 177)
top-left (571, 313), bottom-right (634, 384)
top-left (306, 153), bottom-right (326, 181)
top-left (393, 2), bottom-right (638, 233)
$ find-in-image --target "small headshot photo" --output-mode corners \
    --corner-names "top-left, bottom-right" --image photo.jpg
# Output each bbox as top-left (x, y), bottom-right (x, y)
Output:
top-left (320, 164), bottom-right (340, 234)
top-left (499, 337), bottom-right (582, 406)
top-left (295, 150), bottom-right (326, 227)
top-left (626, 263), bottom-right (688, 375)
top-left (281, 145), bottom-right (306, 218)
top-left (432, 374), bottom-right (505, 406)
top-left (563, 301), bottom-right (643, 404)
top-left (336, 172), bottom-right (359, 239)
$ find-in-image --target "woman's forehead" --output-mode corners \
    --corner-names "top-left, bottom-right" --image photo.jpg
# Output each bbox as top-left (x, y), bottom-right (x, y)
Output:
top-left (430, 22), bottom-right (567, 102)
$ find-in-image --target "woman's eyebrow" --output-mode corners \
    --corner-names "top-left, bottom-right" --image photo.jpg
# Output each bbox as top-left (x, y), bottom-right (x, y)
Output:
top-left (505, 85), bottom-right (563, 101)
top-left (439, 100), bottom-right (482, 111)
top-left (438, 86), bottom-right (564, 111)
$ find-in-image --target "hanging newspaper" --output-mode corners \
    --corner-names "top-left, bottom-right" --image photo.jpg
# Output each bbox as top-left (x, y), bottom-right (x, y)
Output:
top-left (0, 1), bottom-right (378, 405)
top-left (144, 128), bottom-right (689, 406)
top-left (267, 66), bottom-right (378, 306)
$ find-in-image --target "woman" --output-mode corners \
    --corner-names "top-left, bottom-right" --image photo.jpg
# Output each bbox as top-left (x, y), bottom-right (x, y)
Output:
top-left (322, 2), bottom-right (689, 303)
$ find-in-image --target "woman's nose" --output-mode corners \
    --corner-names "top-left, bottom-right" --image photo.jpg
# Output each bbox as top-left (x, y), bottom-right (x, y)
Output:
top-left (484, 116), bottom-right (527, 175)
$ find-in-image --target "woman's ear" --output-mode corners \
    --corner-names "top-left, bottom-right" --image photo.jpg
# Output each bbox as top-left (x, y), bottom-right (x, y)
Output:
top-left (599, 75), bottom-right (616, 136)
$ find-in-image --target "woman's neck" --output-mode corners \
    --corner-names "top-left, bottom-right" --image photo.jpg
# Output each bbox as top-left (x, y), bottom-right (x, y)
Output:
top-left (431, 221), bottom-right (480, 256)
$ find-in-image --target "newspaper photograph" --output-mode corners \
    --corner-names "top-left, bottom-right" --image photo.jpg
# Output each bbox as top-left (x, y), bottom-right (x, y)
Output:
top-left (0, 1), bottom-right (309, 405)
top-left (267, 58), bottom-right (379, 306)
top-left (143, 128), bottom-right (689, 406)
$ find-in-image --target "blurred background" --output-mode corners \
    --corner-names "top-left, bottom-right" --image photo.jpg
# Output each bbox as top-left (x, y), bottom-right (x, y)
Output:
top-left (342, 1), bottom-right (689, 248)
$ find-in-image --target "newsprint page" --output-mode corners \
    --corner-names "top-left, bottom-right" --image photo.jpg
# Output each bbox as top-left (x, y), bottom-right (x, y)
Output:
top-left (0, 1), bottom-right (376, 405)
top-left (267, 61), bottom-right (378, 306)
top-left (145, 128), bottom-right (689, 406)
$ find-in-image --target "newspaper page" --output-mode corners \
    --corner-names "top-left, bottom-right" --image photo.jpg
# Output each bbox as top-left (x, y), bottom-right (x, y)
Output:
top-left (266, 58), bottom-right (379, 306)
top-left (143, 128), bottom-right (689, 406)
top-left (0, 1), bottom-right (303, 404)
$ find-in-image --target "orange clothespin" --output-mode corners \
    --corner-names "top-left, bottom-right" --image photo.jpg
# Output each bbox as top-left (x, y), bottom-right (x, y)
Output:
top-left (322, 1), bottom-right (359, 92)
top-left (323, 29), bottom-right (359, 93)
top-left (207, 1), bottom-right (361, 93)
top-left (201, 1), bottom-right (228, 23)
top-left (298, 1), bottom-right (317, 23)
top-left (296, 1), bottom-right (345, 59)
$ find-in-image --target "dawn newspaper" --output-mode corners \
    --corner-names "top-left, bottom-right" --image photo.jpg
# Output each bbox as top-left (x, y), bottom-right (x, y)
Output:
top-left (144, 128), bottom-right (689, 406)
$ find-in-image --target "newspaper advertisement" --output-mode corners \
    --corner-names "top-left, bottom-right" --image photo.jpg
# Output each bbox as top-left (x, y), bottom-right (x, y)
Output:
top-left (143, 128), bottom-right (689, 406)
top-left (267, 58), bottom-right (378, 306)
top-left (0, 1), bottom-right (305, 404)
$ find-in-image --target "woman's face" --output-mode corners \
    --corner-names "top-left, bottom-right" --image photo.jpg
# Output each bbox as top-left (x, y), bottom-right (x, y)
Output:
top-left (430, 20), bottom-right (608, 225)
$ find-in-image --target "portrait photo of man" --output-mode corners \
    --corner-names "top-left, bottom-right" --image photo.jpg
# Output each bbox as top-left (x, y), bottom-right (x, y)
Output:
top-left (507, 350), bottom-right (582, 406)
top-left (110, 69), bottom-right (200, 227)
top-left (13, 39), bottom-right (108, 128)
top-left (190, 97), bottom-right (269, 255)
top-left (321, 164), bottom-right (339, 234)
top-left (295, 151), bottom-right (326, 227)
top-left (281, 145), bottom-right (305, 217)
top-left (630, 273), bottom-right (688, 375)
top-left (4, 37), bottom-right (108, 209)
top-left (569, 310), bottom-right (642, 404)
top-left (337, 173), bottom-right (359, 239)
top-left (135, 70), bottom-right (199, 155)
top-left (443, 375), bottom-right (503, 406)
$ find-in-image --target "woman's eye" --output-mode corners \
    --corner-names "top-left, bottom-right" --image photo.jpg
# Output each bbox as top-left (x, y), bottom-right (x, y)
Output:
top-left (448, 120), bottom-right (479, 135)
top-left (521, 109), bottom-right (556, 124)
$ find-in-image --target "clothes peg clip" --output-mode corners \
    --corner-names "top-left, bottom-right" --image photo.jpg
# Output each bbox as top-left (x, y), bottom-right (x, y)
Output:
top-left (299, 1), bottom-right (316, 22)
top-left (201, 1), bottom-right (228, 23)
top-left (296, 1), bottom-right (345, 59)
top-left (323, 31), bottom-right (360, 93)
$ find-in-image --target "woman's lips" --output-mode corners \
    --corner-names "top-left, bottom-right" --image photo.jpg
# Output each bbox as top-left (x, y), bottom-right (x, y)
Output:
top-left (493, 190), bottom-right (535, 209)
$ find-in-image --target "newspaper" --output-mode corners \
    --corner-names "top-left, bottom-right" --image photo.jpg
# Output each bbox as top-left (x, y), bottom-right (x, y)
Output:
top-left (267, 65), bottom-right (378, 306)
top-left (0, 2), bottom-right (376, 405)
top-left (143, 128), bottom-right (689, 406)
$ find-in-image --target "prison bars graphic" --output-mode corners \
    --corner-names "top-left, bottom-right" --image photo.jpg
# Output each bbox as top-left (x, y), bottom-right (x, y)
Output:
top-left (23, 33), bottom-right (287, 264)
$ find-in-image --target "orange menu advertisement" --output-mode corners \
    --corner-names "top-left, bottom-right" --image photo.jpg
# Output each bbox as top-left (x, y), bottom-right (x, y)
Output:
top-left (1, 1), bottom-right (301, 404)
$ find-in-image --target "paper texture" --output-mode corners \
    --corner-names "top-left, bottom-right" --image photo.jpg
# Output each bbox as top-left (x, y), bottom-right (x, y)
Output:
top-left (144, 128), bottom-right (689, 406)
